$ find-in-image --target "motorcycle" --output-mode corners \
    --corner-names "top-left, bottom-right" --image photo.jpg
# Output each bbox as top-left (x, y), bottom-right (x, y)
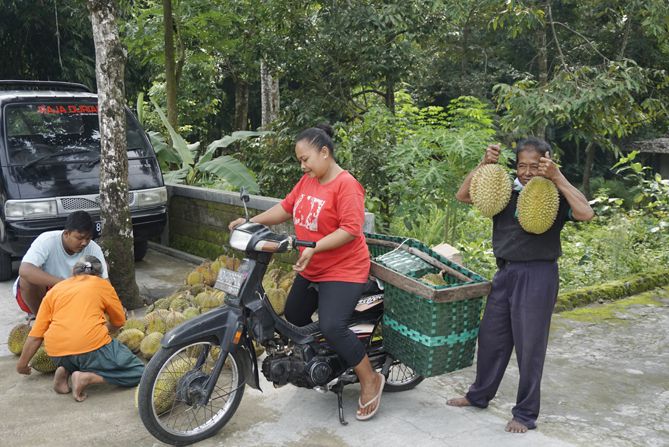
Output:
top-left (137, 189), bottom-right (424, 446)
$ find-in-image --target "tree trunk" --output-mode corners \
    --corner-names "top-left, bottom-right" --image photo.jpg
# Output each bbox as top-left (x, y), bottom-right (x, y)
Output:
top-left (163, 0), bottom-right (178, 130)
top-left (234, 80), bottom-right (249, 131)
top-left (260, 60), bottom-right (279, 128)
top-left (87, 0), bottom-right (142, 309)
top-left (385, 77), bottom-right (395, 114)
top-left (535, 24), bottom-right (548, 139)
top-left (582, 142), bottom-right (596, 199)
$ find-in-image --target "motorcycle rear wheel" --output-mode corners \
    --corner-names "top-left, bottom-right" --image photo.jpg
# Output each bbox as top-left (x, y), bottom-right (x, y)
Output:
top-left (378, 356), bottom-right (424, 392)
top-left (138, 341), bottom-right (245, 446)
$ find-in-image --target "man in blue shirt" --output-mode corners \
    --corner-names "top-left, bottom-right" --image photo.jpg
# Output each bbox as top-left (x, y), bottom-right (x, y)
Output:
top-left (14, 211), bottom-right (108, 316)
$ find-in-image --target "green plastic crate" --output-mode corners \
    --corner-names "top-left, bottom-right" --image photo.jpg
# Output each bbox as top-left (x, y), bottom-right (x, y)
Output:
top-left (365, 233), bottom-right (490, 377)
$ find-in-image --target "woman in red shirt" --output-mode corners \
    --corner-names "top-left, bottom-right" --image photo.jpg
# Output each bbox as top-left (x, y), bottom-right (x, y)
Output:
top-left (229, 124), bottom-right (384, 421)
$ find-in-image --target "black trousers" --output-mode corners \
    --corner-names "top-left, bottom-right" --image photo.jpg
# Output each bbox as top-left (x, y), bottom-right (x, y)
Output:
top-left (284, 274), bottom-right (367, 367)
top-left (466, 260), bottom-right (559, 429)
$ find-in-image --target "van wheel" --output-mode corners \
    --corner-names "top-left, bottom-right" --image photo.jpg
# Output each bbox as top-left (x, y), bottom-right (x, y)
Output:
top-left (0, 249), bottom-right (13, 281)
top-left (134, 240), bottom-right (149, 262)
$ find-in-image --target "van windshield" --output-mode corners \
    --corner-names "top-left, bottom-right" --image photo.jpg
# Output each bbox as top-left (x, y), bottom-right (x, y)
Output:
top-left (4, 102), bottom-right (149, 165)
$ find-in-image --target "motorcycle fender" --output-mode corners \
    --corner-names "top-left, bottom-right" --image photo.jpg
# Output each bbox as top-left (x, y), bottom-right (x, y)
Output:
top-left (162, 306), bottom-right (242, 348)
top-left (237, 343), bottom-right (260, 391)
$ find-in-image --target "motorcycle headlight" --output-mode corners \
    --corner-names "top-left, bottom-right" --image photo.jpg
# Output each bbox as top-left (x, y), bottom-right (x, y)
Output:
top-left (5, 200), bottom-right (58, 219)
top-left (229, 228), bottom-right (252, 251)
top-left (134, 187), bottom-right (167, 208)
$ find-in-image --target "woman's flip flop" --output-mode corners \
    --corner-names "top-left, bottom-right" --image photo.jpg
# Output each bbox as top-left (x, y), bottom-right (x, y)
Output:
top-left (356, 373), bottom-right (385, 421)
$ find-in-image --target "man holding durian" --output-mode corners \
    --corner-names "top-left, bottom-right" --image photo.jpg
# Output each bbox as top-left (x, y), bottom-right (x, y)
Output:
top-left (447, 137), bottom-right (594, 433)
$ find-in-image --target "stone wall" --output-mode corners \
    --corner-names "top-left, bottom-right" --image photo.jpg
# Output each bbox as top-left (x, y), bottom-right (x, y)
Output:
top-left (164, 183), bottom-right (375, 262)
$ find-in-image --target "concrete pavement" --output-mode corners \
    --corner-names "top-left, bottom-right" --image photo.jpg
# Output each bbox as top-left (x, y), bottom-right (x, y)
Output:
top-left (0, 248), bottom-right (667, 447)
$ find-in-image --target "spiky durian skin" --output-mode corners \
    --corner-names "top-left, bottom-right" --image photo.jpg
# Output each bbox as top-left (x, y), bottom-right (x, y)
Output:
top-left (31, 347), bottom-right (57, 373)
top-left (8, 323), bottom-right (31, 355)
top-left (140, 332), bottom-right (164, 359)
top-left (470, 164), bottom-right (512, 218)
top-left (117, 328), bottom-right (145, 352)
top-left (517, 177), bottom-right (560, 234)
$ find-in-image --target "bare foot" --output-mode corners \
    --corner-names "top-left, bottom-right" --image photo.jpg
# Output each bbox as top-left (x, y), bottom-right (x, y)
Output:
top-left (53, 366), bottom-right (71, 394)
top-left (505, 418), bottom-right (529, 433)
top-left (446, 396), bottom-right (471, 407)
top-left (357, 373), bottom-right (384, 419)
top-left (71, 371), bottom-right (105, 402)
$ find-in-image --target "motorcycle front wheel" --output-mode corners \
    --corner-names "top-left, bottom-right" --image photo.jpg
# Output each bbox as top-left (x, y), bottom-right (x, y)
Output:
top-left (138, 341), bottom-right (245, 446)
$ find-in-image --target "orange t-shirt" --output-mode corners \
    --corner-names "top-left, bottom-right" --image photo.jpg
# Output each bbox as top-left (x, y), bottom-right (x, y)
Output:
top-left (281, 171), bottom-right (370, 283)
top-left (29, 275), bottom-right (126, 357)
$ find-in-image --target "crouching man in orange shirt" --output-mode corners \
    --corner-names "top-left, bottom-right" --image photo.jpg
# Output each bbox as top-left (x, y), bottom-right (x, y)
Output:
top-left (16, 255), bottom-right (144, 402)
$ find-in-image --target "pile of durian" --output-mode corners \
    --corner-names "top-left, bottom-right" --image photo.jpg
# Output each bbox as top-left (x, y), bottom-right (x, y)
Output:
top-left (115, 256), bottom-right (296, 360)
top-left (6, 255), bottom-right (296, 371)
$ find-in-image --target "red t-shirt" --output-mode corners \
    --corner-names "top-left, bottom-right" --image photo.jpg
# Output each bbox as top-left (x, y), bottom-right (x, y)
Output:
top-left (281, 171), bottom-right (370, 283)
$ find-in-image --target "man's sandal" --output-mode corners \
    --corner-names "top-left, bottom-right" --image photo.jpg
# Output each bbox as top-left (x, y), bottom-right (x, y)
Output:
top-left (356, 373), bottom-right (385, 421)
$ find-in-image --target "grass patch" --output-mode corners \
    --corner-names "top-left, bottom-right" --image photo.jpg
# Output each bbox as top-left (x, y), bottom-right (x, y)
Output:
top-left (559, 287), bottom-right (667, 322)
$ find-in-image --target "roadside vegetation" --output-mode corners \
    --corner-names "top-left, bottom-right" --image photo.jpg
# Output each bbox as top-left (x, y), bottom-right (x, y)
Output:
top-left (3, 0), bottom-right (669, 293)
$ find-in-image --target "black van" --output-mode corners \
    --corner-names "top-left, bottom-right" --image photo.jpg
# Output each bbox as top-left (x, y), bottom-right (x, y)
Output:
top-left (0, 80), bottom-right (167, 280)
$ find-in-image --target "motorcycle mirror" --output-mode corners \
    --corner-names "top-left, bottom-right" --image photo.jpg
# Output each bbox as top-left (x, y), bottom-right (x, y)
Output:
top-left (240, 187), bottom-right (250, 221)
top-left (240, 187), bottom-right (250, 203)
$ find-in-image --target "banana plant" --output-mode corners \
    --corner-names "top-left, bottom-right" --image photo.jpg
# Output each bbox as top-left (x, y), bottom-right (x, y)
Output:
top-left (148, 97), bottom-right (264, 193)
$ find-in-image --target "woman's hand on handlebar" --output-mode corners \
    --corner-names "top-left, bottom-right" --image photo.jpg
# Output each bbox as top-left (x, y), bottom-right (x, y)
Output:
top-left (293, 247), bottom-right (315, 272)
top-left (228, 217), bottom-right (246, 231)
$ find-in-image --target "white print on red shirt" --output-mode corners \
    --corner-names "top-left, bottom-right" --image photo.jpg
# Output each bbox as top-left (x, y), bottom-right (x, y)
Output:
top-left (293, 194), bottom-right (325, 232)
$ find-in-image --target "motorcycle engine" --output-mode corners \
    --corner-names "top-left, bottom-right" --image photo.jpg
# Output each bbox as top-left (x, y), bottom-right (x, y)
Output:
top-left (261, 344), bottom-right (344, 388)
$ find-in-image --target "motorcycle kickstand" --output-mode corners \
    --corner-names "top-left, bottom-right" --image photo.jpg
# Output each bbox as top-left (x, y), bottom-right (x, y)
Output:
top-left (334, 382), bottom-right (348, 426)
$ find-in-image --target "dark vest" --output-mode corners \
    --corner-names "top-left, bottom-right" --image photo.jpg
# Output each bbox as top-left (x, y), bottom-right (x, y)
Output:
top-left (492, 190), bottom-right (571, 262)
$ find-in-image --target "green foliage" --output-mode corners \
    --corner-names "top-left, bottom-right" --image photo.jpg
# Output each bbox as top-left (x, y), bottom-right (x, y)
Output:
top-left (558, 211), bottom-right (669, 291)
top-left (611, 151), bottom-right (669, 216)
top-left (235, 119), bottom-right (303, 198)
top-left (150, 98), bottom-right (262, 192)
top-left (494, 60), bottom-right (668, 149)
top-left (339, 94), bottom-right (497, 237)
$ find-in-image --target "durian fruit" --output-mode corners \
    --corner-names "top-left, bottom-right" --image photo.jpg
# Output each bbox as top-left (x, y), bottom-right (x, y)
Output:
top-left (165, 311), bottom-right (186, 332)
top-left (140, 332), bottom-right (164, 359)
top-left (144, 309), bottom-right (170, 334)
top-left (153, 297), bottom-right (172, 310)
top-left (278, 271), bottom-right (296, 292)
top-left (183, 307), bottom-right (200, 320)
top-left (169, 297), bottom-right (189, 312)
top-left (470, 164), bottom-right (513, 218)
top-left (122, 319), bottom-right (145, 333)
top-left (194, 292), bottom-right (219, 309)
top-left (420, 272), bottom-right (448, 286)
top-left (517, 176), bottom-right (559, 234)
top-left (186, 270), bottom-right (203, 286)
top-left (153, 357), bottom-right (193, 414)
top-left (224, 256), bottom-right (241, 272)
top-left (211, 290), bottom-right (227, 305)
top-left (266, 288), bottom-right (288, 315)
top-left (266, 268), bottom-right (284, 284)
top-left (8, 323), bottom-right (31, 355)
top-left (117, 328), bottom-right (145, 352)
top-left (31, 347), bottom-right (57, 373)
top-left (188, 283), bottom-right (206, 296)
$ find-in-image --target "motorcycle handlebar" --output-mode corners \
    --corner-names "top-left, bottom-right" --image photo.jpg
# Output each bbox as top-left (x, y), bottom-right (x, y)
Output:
top-left (293, 239), bottom-right (316, 249)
